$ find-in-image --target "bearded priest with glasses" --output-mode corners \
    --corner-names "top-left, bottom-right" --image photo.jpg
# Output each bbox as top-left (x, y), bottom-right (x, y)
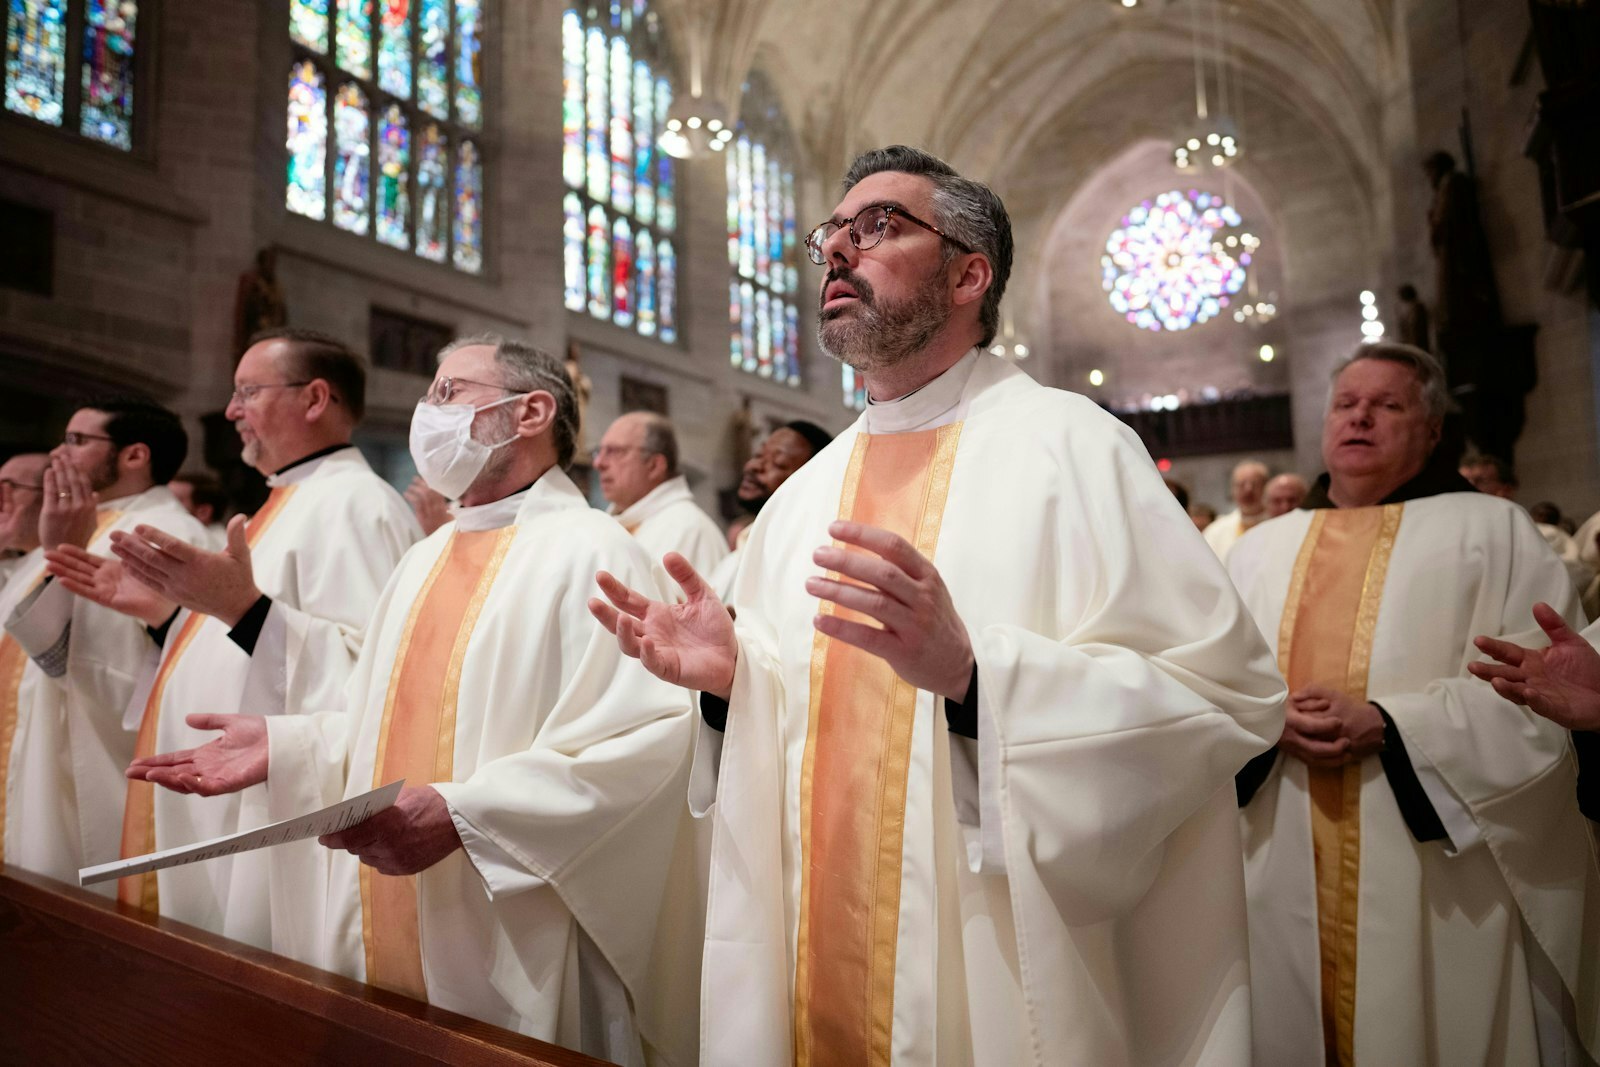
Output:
top-left (590, 145), bottom-right (1286, 1067)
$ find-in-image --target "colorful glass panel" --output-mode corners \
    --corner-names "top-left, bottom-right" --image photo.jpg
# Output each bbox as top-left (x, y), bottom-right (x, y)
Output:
top-left (735, 137), bottom-right (754, 278)
top-left (453, 138), bottom-right (482, 272)
top-left (1100, 189), bottom-right (1248, 332)
top-left (563, 192), bottom-right (586, 310)
top-left (752, 142), bottom-right (769, 286)
top-left (607, 36), bottom-right (631, 212)
top-left (636, 229), bottom-right (657, 337)
top-left (79, 0), bottom-right (138, 148)
top-left (739, 282), bottom-right (756, 376)
top-left (291, 0), bottom-right (330, 53)
top-left (376, 0), bottom-right (410, 97)
top-left (286, 60), bottom-right (328, 219)
top-left (453, 0), bottom-right (481, 127)
top-left (332, 82), bottom-right (371, 233)
top-left (784, 302), bottom-right (800, 383)
top-left (612, 216), bottom-right (634, 327)
top-left (561, 11), bottom-right (583, 188)
top-left (417, 0), bottom-right (448, 118)
top-left (376, 103), bottom-right (410, 248)
top-left (767, 154), bottom-right (785, 293)
top-left (842, 365), bottom-right (867, 411)
top-left (727, 81), bottom-right (801, 383)
top-left (654, 78), bottom-right (674, 231)
top-left (657, 238), bottom-right (676, 343)
top-left (729, 282), bottom-right (745, 371)
top-left (632, 59), bottom-right (653, 225)
top-left (583, 27), bottom-right (606, 201)
top-left (783, 170), bottom-right (798, 293)
top-left (586, 204), bottom-right (610, 318)
top-left (6, 0), bottom-right (67, 125)
top-left (335, 0), bottom-right (371, 77)
top-left (416, 122), bottom-right (448, 261)
top-left (768, 294), bottom-right (785, 381)
top-left (755, 287), bottom-right (772, 376)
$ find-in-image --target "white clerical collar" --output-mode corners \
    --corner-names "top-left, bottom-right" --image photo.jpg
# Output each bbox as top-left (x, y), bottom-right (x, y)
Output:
top-left (450, 486), bottom-right (531, 532)
top-left (451, 467), bottom-right (587, 532)
top-left (862, 348), bottom-right (981, 434)
top-left (612, 474), bottom-right (692, 527)
top-left (266, 445), bottom-right (361, 488)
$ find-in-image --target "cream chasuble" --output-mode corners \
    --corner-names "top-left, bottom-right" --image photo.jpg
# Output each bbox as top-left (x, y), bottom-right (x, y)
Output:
top-left (260, 470), bottom-right (695, 1063)
top-left (612, 475), bottom-right (728, 592)
top-left (1203, 508), bottom-right (1257, 561)
top-left (116, 447), bottom-right (418, 946)
top-left (0, 547), bottom-right (47, 866)
top-left (3, 487), bottom-right (207, 890)
top-left (692, 350), bottom-right (1286, 1066)
top-left (1229, 494), bottom-right (1600, 1066)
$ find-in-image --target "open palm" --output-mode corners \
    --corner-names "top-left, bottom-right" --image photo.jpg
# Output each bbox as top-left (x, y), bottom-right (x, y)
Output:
top-left (44, 544), bottom-right (177, 627)
top-left (589, 551), bottom-right (737, 698)
top-left (1471, 602), bottom-right (1600, 732)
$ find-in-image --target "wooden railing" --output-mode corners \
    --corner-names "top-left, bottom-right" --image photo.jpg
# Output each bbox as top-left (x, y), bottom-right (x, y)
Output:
top-left (0, 867), bottom-right (613, 1066)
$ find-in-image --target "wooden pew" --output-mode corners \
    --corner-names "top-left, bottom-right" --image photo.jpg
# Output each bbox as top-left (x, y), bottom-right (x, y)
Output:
top-left (0, 867), bottom-right (613, 1065)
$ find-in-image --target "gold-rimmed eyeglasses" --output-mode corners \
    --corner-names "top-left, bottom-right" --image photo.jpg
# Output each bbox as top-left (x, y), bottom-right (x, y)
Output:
top-left (803, 203), bottom-right (974, 266)
top-left (230, 381), bottom-right (311, 404)
top-left (422, 375), bottom-right (516, 406)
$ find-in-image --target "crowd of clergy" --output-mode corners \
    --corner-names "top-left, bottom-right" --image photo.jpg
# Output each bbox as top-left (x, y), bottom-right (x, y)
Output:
top-left (1, 145), bottom-right (1597, 1066)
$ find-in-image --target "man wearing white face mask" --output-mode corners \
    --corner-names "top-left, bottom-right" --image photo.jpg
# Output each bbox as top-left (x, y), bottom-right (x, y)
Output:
top-left (44, 328), bottom-right (419, 948)
top-left (127, 335), bottom-right (697, 1066)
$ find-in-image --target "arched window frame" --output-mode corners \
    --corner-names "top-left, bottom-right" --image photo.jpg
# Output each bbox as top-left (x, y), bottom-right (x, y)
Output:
top-left (3, 0), bottom-right (152, 154)
top-left (285, 0), bottom-right (489, 275)
top-left (561, 2), bottom-right (678, 343)
top-left (727, 70), bottom-right (801, 386)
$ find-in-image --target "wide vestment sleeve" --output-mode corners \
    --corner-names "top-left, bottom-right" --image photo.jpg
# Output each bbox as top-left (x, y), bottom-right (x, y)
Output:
top-left (1373, 505), bottom-right (1600, 1058)
top-left (430, 524), bottom-right (695, 1055)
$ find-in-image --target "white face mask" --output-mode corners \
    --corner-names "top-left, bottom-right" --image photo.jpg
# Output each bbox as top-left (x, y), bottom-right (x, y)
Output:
top-left (408, 394), bottom-right (524, 500)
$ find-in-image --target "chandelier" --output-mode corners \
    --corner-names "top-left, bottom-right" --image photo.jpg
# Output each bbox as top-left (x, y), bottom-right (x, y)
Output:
top-left (660, 96), bottom-right (734, 158)
top-left (1173, 0), bottom-right (1244, 173)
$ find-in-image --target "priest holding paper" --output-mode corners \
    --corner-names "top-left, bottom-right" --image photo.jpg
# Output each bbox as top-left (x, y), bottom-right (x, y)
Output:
top-left (1227, 342), bottom-right (1599, 1065)
top-left (590, 146), bottom-right (1286, 1066)
top-left (4, 401), bottom-right (207, 888)
top-left (47, 329), bottom-right (420, 949)
top-left (130, 336), bottom-right (695, 1066)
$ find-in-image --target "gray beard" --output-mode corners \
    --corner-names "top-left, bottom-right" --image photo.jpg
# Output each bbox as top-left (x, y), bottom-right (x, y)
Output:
top-left (817, 271), bottom-right (952, 373)
top-left (241, 438), bottom-right (261, 470)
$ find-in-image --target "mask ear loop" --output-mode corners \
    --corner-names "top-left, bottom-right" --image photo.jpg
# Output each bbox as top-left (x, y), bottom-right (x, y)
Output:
top-left (479, 392), bottom-right (534, 451)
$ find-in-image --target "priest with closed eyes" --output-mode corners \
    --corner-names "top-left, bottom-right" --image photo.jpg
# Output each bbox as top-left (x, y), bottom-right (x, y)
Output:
top-left (130, 335), bottom-right (696, 1066)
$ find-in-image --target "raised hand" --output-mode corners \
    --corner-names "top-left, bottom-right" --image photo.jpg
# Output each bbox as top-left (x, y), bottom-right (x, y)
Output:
top-left (44, 544), bottom-right (178, 627)
top-left (404, 476), bottom-right (452, 535)
top-left (317, 786), bottom-right (462, 875)
top-left (126, 713), bottom-right (268, 796)
top-left (1470, 602), bottom-right (1600, 732)
top-left (805, 521), bottom-right (975, 702)
top-left (109, 514), bottom-right (261, 627)
top-left (39, 456), bottom-right (99, 552)
top-left (589, 552), bottom-right (738, 698)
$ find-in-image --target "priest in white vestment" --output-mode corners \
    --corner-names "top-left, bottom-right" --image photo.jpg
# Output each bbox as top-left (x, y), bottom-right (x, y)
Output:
top-left (130, 336), bottom-right (696, 1066)
top-left (46, 329), bottom-right (420, 949)
top-left (1202, 459), bottom-right (1269, 559)
top-left (5, 402), bottom-right (207, 889)
top-left (597, 411), bottom-right (727, 588)
top-left (1461, 453), bottom-right (1594, 603)
top-left (591, 147), bottom-right (1286, 1067)
top-left (0, 453), bottom-right (49, 868)
top-left (1228, 342), bottom-right (1600, 1066)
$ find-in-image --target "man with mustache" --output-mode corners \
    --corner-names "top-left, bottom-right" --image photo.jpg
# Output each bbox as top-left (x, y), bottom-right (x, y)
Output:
top-left (591, 145), bottom-right (1285, 1066)
top-left (1227, 343), bottom-right (1598, 1065)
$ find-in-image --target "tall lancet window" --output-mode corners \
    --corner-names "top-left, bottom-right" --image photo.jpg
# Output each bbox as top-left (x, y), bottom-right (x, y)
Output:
top-left (727, 71), bottom-right (800, 385)
top-left (287, 0), bottom-right (489, 274)
top-left (4, 0), bottom-right (146, 151)
top-left (561, 2), bottom-right (676, 342)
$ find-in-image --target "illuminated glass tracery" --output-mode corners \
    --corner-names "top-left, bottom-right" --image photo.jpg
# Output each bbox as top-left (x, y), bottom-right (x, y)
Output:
top-left (1100, 189), bottom-right (1249, 332)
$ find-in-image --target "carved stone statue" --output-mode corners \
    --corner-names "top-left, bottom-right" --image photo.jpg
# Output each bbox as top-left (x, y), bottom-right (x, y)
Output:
top-left (233, 248), bottom-right (288, 358)
top-left (565, 340), bottom-right (594, 463)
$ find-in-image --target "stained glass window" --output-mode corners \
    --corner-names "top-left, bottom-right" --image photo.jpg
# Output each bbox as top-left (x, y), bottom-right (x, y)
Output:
top-left (287, 0), bottom-right (486, 272)
top-left (5, 0), bottom-right (147, 151)
top-left (728, 71), bottom-right (802, 386)
top-left (286, 61), bottom-right (327, 220)
top-left (842, 366), bottom-right (867, 412)
top-left (561, 5), bottom-right (676, 342)
top-left (376, 103), bottom-right (409, 247)
top-left (1100, 189), bottom-right (1248, 332)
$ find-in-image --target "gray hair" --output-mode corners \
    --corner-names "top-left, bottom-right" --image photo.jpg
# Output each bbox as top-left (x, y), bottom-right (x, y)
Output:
top-left (634, 411), bottom-right (679, 477)
top-left (439, 333), bottom-right (579, 468)
top-left (1329, 342), bottom-right (1449, 423)
top-left (841, 146), bottom-right (1014, 348)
